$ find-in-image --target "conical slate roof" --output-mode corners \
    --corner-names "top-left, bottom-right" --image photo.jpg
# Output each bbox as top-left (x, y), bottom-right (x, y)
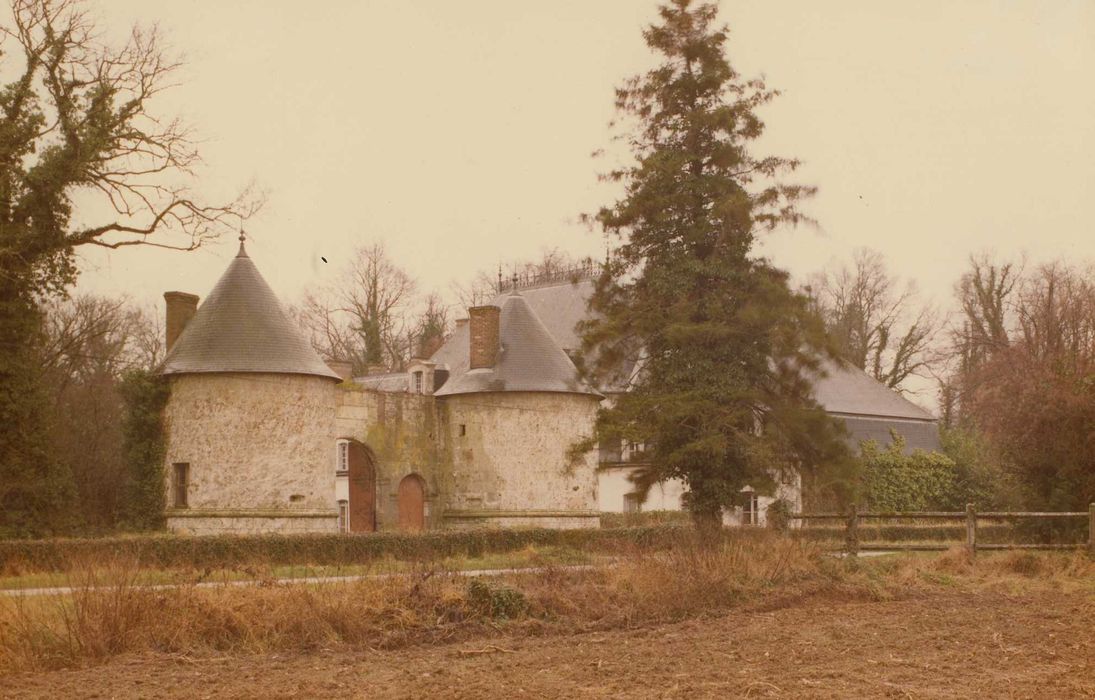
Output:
top-left (433, 292), bottom-right (600, 397)
top-left (160, 243), bottom-right (339, 380)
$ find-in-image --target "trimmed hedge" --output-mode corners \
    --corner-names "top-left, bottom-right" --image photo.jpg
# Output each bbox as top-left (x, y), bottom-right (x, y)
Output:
top-left (0, 525), bottom-right (691, 575)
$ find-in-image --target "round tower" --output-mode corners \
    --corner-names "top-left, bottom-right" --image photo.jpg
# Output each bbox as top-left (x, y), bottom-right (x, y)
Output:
top-left (159, 237), bottom-right (341, 535)
top-left (433, 291), bottom-right (603, 529)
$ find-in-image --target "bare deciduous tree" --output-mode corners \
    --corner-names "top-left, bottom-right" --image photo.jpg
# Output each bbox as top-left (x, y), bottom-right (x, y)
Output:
top-left (36, 293), bottom-right (160, 528)
top-left (807, 248), bottom-right (938, 391)
top-left (295, 242), bottom-right (417, 374)
top-left (0, 0), bottom-right (256, 533)
top-left (953, 260), bottom-right (1095, 510)
top-left (938, 254), bottom-right (1022, 425)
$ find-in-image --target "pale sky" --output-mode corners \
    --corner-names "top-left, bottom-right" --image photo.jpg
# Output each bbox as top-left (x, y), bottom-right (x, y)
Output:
top-left (71, 0), bottom-right (1094, 329)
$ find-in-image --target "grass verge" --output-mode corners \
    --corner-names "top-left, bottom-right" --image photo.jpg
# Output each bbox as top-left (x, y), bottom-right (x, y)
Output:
top-left (1, 531), bottom-right (1090, 675)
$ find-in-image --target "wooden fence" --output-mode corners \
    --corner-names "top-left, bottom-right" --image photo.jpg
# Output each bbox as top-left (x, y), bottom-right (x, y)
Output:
top-left (790, 503), bottom-right (1095, 556)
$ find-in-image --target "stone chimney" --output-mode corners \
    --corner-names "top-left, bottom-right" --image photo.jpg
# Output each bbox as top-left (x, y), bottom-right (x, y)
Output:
top-left (468, 305), bottom-right (501, 369)
top-left (164, 292), bottom-right (199, 351)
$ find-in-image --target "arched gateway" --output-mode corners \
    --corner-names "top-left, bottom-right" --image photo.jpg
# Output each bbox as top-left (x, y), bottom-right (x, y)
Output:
top-left (347, 441), bottom-right (376, 533)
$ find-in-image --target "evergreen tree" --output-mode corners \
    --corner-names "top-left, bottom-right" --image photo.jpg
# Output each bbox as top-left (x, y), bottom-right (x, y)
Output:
top-left (581, 0), bottom-right (855, 526)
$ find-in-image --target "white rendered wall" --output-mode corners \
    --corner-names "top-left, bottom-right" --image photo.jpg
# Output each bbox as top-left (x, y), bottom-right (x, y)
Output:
top-left (598, 465), bottom-right (802, 526)
top-left (597, 467), bottom-right (686, 512)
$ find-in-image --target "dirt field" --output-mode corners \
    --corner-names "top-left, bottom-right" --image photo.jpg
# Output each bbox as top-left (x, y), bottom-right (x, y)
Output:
top-left (2, 588), bottom-right (1091, 699)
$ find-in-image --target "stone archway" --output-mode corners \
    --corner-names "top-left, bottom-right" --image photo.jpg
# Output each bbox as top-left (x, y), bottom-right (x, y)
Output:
top-left (347, 441), bottom-right (376, 533)
top-left (397, 474), bottom-right (426, 531)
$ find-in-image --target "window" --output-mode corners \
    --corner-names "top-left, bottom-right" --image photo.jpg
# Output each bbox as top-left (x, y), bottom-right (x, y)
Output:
top-left (458, 424), bottom-right (466, 437)
top-left (336, 440), bottom-right (349, 474)
top-left (740, 490), bottom-right (758, 526)
top-left (623, 492), bottom-right (643, 514)
top-left (337, 500), bottom-right (349, 533)
top-left (413, 371), bottom-right (423, 393)
top-left (173, 463), bottom-right (189, 508)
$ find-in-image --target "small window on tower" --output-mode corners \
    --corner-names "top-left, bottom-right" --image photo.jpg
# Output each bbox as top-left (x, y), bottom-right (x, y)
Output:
top-left (173, 463), bottom-right (189, 508)
top-left (459, 424), bottom-right (467, 437)
top-left (413, 371), bottom-right (423, 393)
top-left (336, 440), bottom-right (349, 475)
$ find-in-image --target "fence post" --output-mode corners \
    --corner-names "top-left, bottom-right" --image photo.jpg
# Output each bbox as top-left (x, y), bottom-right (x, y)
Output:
top-left (846, 504), bottom-right (859, 558)
top-left (1089, 503), bottom-right (1094, 556)
top-left (966, 503), bottom-right (977, 556)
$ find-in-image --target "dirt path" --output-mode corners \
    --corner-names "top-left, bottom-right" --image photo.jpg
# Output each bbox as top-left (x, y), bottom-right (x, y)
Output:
top-left (3, 589), bottom-right (1093, 699)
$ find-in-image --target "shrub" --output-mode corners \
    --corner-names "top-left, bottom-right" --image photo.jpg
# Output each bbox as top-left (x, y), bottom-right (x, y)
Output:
top-left (860, 435), bottom-right (959, 511)
top-left (466, 578), bottom-right (528, 619)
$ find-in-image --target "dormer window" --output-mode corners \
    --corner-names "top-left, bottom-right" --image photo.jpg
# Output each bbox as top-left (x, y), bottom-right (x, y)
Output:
top-left (336, 439), bottom-right (349, 475)
top-left (406, 361), bottom-right (435, 395)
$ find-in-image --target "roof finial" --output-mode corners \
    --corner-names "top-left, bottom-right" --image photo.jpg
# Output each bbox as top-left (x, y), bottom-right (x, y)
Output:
top-left (237, 228), bottom-right (248, 257)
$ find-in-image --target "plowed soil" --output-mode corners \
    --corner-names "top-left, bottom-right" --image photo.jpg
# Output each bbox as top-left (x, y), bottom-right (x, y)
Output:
top-left (3, 589), bottom-right (1092, 699)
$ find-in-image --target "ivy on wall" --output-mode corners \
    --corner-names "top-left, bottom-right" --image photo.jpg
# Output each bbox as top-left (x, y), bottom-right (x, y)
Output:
top-left (118, 370), bottom-right (170, 530)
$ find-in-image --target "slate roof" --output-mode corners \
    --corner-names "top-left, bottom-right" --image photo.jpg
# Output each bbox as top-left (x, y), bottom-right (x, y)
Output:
top-left (435, 277), bottom-right (937, 425)
top-left (160, 243), bottom-right (340, 380)
top-left (838, 415), bottom-right (942, 453)
top-left (433, 292), bottom-right (600, 397)
top-left (492, 279), bottom-right (595, 353)
top-left (811, 358), bottom-right (935, 421)
top-left (353, 373), bottom-right (410, 392)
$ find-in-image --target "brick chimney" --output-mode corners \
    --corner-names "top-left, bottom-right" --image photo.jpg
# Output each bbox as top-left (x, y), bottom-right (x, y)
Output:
top-left (164, 292), bottom-right (199, 351)
top-left (468, 305), bottom-right (501, 369)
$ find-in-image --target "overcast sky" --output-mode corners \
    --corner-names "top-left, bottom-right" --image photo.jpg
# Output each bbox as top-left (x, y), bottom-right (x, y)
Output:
top-left (72, 0), bottom-right (1094, 328)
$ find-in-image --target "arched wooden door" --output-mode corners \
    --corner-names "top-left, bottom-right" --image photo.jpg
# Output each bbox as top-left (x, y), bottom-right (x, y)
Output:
top-left (347, 441), bottom-right (376, 533)
top-left (397, 474), bottom-right (426, 531)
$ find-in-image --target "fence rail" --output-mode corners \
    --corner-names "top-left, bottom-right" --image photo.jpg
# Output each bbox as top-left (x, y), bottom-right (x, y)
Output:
top-left (789, 503), bottom-right (1095, 556)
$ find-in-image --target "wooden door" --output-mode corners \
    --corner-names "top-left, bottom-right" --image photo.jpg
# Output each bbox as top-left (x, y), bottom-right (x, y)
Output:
top-left (397, 474), bottom-right (426, 531)
top-left (347, 442), bottom-right (376, 532)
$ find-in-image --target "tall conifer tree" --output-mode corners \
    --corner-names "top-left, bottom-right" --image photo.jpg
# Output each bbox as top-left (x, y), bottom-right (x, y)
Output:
top-left (581, 0), bottom-right (854, 525)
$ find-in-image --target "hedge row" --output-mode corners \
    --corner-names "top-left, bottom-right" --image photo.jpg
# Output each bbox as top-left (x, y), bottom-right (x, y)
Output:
top-left (0, 525), bottom-right (692, 575)
top-left (5, 521), bottom-right (1079, 575)
top-left (794, 522), bottom-right (1088, 544)
top-left (600, 510), bottom-right (692, 529)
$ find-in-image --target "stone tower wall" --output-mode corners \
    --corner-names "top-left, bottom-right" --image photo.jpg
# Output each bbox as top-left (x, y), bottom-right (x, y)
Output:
top-left (163, 373), bottom-right (338, 534)
top-left (439, 392), bottom-right (601, 529)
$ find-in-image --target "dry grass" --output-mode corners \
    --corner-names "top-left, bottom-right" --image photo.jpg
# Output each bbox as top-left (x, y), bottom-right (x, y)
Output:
top-left (1, 533), bottom-right (1090, 675)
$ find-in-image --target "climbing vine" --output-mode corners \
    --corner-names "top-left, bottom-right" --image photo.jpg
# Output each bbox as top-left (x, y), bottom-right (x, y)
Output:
top-left (118, 370), bottom-right (171, 530)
